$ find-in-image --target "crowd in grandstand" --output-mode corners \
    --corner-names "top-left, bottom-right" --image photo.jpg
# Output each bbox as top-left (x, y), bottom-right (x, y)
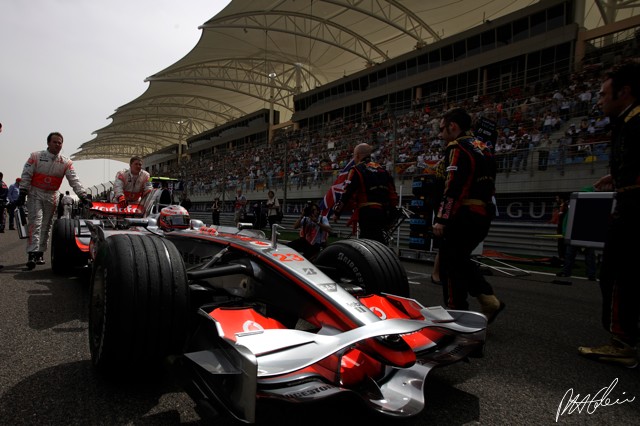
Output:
top-left (153, 63), bottom-right (628, 202)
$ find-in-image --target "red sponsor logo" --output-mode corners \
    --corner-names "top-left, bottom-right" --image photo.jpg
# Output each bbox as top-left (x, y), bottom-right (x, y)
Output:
top-left (90, 202), bottom-right (141, 215)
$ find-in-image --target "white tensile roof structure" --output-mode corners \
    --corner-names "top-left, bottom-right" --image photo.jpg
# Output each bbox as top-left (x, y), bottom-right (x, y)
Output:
top-left (72, 0), bottom-right (640, 162)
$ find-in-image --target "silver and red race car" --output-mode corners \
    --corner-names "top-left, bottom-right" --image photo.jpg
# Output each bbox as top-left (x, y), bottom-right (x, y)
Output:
top-left (53, 189), bottom-right (487, 423)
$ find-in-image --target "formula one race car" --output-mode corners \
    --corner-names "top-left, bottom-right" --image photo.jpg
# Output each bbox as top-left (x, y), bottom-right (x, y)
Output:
top-left (69, 189), bottom-right (486, 423)
top-left (50, 189), bottom-right (164, 275)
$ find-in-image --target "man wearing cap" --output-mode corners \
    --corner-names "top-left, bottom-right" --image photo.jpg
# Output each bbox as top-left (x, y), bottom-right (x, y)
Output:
top-left (16, 132), bottom-right (93, 269)
top-left (7, 177), bottom-right (21, 230)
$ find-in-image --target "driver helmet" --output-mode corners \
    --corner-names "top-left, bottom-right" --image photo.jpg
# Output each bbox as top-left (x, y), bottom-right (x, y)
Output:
top-left (158, 205), bottom-right (190, 231)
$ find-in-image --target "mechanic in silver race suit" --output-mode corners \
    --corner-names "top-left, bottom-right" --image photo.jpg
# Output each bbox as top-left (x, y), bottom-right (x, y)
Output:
top-left (16, 132), bottom-right (92, 270)
top-left (113, 156), bottom-right (152, 208)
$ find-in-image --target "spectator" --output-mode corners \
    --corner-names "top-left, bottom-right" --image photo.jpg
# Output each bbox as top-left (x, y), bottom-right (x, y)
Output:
top-left (233, 188), bottom-right (247, 225)
top-left (288, 203), bottom-right (331, 260)
top-left (537, 133), bottom-right (552, 171)
top-left (512, 134), bottom-right (531, 172)
top-left (265, 190), bottom-right (281, 227)
top-left (493, 139), bottom-right (506, 173)
top-left (211, 197), bottom-right (221, 226)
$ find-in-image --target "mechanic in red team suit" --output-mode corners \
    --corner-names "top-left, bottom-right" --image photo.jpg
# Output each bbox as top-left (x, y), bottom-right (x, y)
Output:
top-left (432, 108), bottom-right (505, 323)
top-left (333, 143), bottom-right (398, 244)
top-left (113, 156), bottom-right (152, 208)
top-left (16, 132), bottom-right (92, 269)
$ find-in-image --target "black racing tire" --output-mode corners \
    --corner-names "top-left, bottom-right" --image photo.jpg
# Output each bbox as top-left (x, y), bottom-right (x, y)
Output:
top-left (51, 218), bottom-right (85, 275)
top-left (314, 238), bottom-right (410, 296)
top-left (89, 234), bottom-right (189, 372)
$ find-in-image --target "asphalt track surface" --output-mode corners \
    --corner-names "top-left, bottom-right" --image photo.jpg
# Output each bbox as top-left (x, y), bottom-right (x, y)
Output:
top-left (1, 228), bottom-right (639, 425)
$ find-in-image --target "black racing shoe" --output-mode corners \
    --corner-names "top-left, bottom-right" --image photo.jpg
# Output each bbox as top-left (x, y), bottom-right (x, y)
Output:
top-left (26, 253), bottom-right (36, 270)
top-left (35, 252), bottom-right (46, 265)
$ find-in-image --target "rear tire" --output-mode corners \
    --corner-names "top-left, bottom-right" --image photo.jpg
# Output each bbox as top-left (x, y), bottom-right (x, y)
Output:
top-left (51, 218), bottom-right (85, 274)
top-left (314, 239), bottom-right (409, 296)
top-left (89, 234), bottom-right (189, 371)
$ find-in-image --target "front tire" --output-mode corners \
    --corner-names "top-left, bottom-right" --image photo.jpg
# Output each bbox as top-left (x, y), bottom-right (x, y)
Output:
top-left (89, 234), bottom-right (189, 371)
top-left (314, 239), bottom-right (409, 296)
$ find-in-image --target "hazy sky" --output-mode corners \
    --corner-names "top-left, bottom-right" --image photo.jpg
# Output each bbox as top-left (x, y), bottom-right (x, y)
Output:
top-left (0, 0), bottom-right (231, 195)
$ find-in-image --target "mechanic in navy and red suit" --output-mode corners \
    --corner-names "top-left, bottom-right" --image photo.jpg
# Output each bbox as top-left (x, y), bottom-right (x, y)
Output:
top-left (113, 156), bottom-right (152, 209)
top-left (16, 132), bottom-right (92, 269)
top-left (333, 143), bottom-right (398, 244)
top-left (432, 108), bottom-right (505, 323)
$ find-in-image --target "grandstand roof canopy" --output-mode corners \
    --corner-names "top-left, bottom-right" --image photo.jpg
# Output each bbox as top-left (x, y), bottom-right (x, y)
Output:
top-left (72, 0), bottom-right (640, 163)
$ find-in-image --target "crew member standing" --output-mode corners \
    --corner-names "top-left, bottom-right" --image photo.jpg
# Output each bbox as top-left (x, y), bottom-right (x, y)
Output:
top-left (234, 188), bottom-right (247, 226)
top-left (7, 177), bottom-right (21, 230)
top-left (0, 173), bottom-right (7, 233)
top-left (61, 191), bottom-right (74, 218)
top-left (113, 156), bottom-right (152, 208)
top-left (159, 180), bottom-right (173, 207)
top-left (432, 108), bottom-right (505, 323)
top-left (578, 62), bottom-right (640, 368)
top-left (16, 132), bottom-right (92, 269)
top-left (211, 197), bottom-right (221, 226)
top-left (265, 190), bottom-right (280, 227)
top-left (333, 143), bottom-right (398, 244)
